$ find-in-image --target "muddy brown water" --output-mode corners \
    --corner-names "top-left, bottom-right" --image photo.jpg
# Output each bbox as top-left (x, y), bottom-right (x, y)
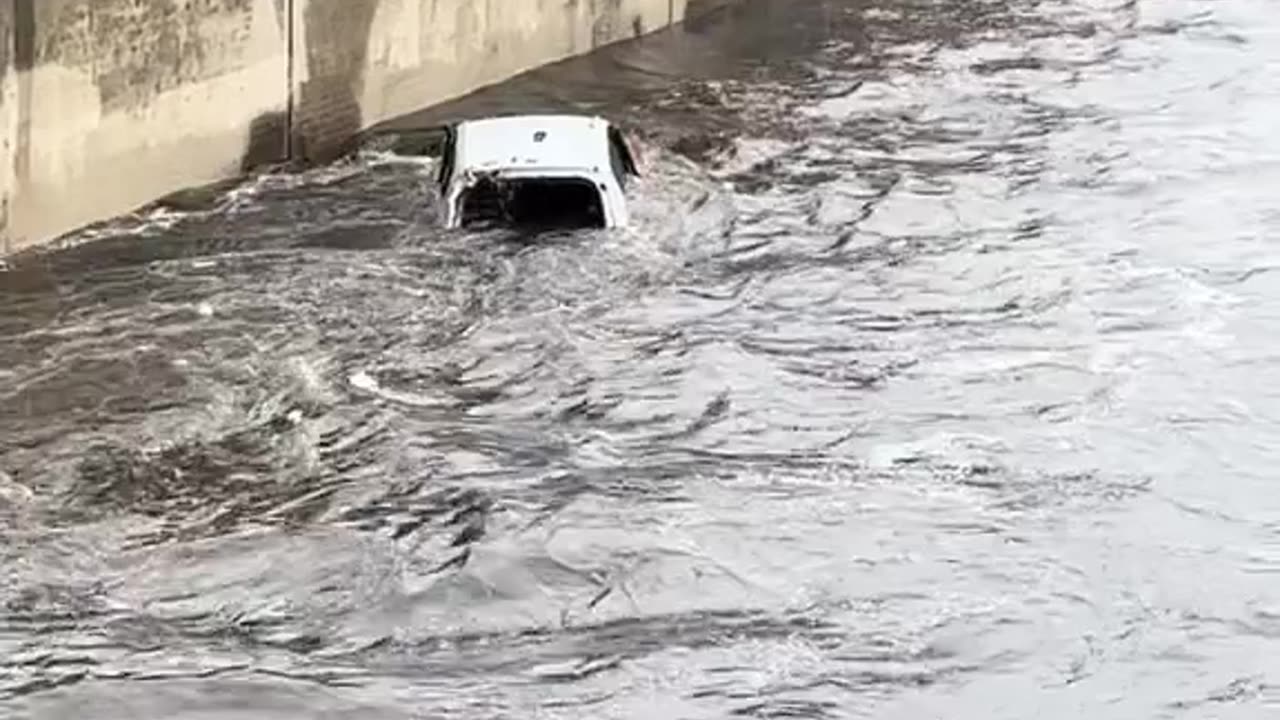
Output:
top-left (3, 0), bottom-right (1279, 717)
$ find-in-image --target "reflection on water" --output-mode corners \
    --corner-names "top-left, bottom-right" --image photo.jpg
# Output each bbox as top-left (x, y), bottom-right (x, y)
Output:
top-left (4, 0), bottom-right (1280, 717)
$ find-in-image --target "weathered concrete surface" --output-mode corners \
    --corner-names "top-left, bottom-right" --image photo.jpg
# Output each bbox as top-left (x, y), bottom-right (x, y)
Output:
top-left (1, 0), bottom-right (697, 253)
top-left (2, 0), bottom-right (287, 254)
top-left (349, 0), bottom-right (690, 132)
top-left (0, 1), bottom-right (19, 255)
top-left (289, 0), bottom-right (691, 161)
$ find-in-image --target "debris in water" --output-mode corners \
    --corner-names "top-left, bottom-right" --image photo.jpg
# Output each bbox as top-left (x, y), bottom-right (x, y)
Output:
top-left (527, 654), bottom-right (624, 681)
top-left (0, 471), bottom-right (34, 506)
top-left (349, 370), bottom-right (378, 392)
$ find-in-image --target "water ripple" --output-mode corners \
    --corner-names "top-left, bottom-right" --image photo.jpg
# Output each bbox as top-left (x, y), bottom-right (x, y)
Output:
top-left (4, 0), bottom-right (1280, 716)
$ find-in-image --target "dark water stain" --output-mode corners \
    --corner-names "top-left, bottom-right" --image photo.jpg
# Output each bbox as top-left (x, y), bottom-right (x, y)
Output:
top-left (239, 111), bottom-right (291, 173)
top-left (11, 0), bottom-right (33, 72)
top-left (28, 0), bottom-right (258, 113)
top-left (292, 0), bottom-right (379, 162)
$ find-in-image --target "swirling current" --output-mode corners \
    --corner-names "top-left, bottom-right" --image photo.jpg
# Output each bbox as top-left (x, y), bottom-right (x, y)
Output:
top-left (2, 0), bottom-right (1279, 717)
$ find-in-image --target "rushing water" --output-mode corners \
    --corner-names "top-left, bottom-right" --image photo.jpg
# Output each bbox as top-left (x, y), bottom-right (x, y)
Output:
top-left (3, 0), bottom-right (1280, 717)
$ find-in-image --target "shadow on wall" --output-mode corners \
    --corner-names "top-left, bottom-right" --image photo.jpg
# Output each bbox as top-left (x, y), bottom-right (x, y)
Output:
top-left (237, 0), bottom-right (379, 172)
top-left (1, 0), bottom-right (34, 254)
top-left (292, 0), bottom-right (379, 164)
top-left (240, 111), bottom-right (290, 174)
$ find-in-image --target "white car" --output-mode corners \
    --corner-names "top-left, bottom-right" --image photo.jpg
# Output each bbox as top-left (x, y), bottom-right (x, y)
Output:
top-left (436, 114), bottom-right (640, 230)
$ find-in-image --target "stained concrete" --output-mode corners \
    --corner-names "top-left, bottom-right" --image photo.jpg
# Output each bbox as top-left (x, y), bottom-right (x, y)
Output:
top-left (0, 0), bottom-right (697, 254)
top-left (1, 2), bottom-right (19, 254)
top-left (0, 29), bottom-right (7, 257)
top-left (5, 0), bottom-right (287, 254)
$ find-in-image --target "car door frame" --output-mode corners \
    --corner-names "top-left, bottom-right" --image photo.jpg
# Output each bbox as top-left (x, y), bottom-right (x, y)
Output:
top-left (607, 125), bottom-right (640, 188)
top-left (436, 124), bottom-right (458, 193)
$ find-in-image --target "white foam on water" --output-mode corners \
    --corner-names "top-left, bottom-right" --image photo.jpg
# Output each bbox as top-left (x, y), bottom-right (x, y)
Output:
top-left (0, 471), bottom-right (34, 507)
top-left (348, 369), bottom-right (454, 409)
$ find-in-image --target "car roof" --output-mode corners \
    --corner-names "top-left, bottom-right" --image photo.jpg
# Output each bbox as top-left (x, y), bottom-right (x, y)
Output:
top-left (452, 114), bottom-right (613, 175)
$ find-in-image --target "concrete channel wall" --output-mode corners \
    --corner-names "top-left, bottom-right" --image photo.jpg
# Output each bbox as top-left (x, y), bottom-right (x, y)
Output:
top-left (1, 1), bottom-right (18, 249)
top-left (0, 0), bottom-right (693, 255)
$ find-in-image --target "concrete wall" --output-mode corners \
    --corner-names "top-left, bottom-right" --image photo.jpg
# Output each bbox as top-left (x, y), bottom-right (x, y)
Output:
top-left (1, 0), bottom-right (289, 255)
top-left (291, 0), bottom-right (689, 160)
top-left (0, 0), bottom-right (692, 254)
top-left (1, 1), bottom-right (18, 250)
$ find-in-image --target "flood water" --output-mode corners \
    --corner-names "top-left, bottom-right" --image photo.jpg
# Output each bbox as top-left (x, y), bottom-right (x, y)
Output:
top-left (3, 0), bottom-right (1279, 717)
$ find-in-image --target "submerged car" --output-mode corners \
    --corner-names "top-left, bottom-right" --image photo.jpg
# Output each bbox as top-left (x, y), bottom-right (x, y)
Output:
top-left (436, 114), bottom-right (640, 231)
